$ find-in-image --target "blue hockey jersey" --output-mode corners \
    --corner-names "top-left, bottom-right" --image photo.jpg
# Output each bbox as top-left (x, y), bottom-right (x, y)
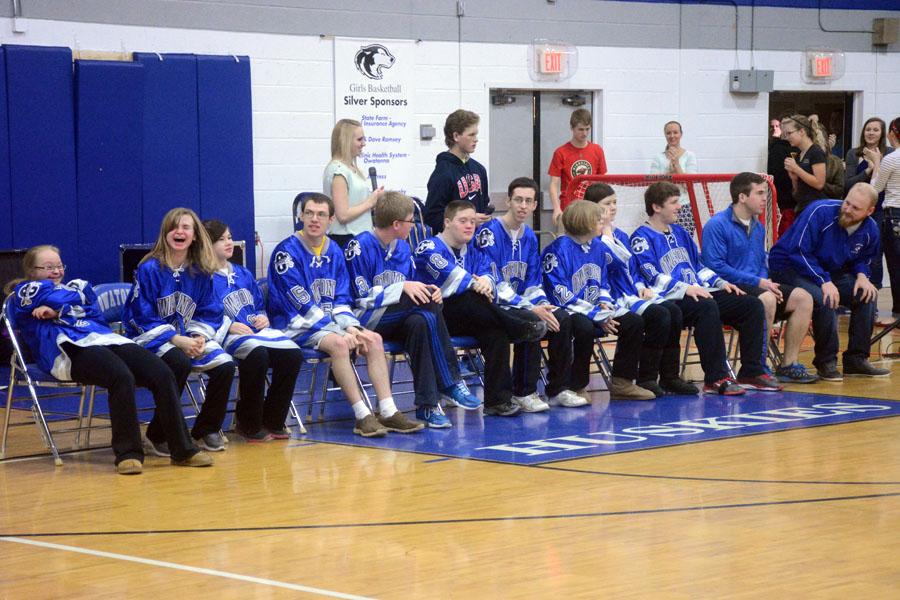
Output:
top-left (344, 231), bottom-right (415, 328)
top-left (768, 200), bottom-right (879, 285)
top-left (598, 227), bottom-right (660, 315)
top-left (629, 223), bottom-right (727, 300)
top-left (123, 258), bottom-right (232, 371)
top-left (267, 233), bottom-right (360, 346)
top-left (474, 219), bottom-right (549, 309)
top-left (210, 263), bottom-right (298, 360)
top-left (10, 279), bottom-right (132, 380)
top-left (413, 233), bottom-right (495, 299)
top-left (541, 235), bottom-right (616, 322)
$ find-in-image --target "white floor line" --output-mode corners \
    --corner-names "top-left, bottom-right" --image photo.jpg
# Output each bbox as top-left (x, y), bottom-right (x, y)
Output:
top-left (0, 536), bottom-right (375, 600)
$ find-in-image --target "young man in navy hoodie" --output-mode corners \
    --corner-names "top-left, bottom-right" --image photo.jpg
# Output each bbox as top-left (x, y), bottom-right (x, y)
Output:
top-left (423, 109), bottom-right (492, 233)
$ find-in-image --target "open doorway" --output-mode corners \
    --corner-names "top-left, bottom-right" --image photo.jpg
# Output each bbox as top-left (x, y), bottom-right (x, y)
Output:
top-left (769, 91), bottom-right (854, 159)
top-left (488, 89), bottom-right (599, 236)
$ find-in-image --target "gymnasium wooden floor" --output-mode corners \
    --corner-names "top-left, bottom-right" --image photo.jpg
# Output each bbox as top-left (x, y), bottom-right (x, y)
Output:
top-left (2, 307), bottom-right (899, 598)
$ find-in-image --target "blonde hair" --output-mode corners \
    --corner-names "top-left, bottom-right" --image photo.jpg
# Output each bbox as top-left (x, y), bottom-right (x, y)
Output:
top-left (330, 118), bottom-right (362, 171)
top-left (562, 200), bottom-right (601, 237)
top-left (783, 115), bottom-right (814, 142)
top-left (3, 245), bottom-right (60, 295)
top-left (142, 207), bottom-right (217, 275)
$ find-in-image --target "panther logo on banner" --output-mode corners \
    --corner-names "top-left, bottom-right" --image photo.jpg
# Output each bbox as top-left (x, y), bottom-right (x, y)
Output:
top-left (354, 44), bottom-right (396, 80)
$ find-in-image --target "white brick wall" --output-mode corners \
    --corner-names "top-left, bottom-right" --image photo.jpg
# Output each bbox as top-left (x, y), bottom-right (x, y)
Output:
top-left (6, 17), bottom-right (899, 272)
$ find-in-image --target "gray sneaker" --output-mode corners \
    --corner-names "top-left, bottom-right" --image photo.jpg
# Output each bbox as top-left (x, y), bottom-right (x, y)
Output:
top-left (142, 437), bottom-right (170, 458)
top-left (843, 360), bottom-right (890, 378)
top-left (195, 432), bottom-right (226, 452)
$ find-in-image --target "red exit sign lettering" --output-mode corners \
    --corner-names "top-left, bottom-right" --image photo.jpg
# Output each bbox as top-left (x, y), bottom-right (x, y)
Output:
top-left (541, 50), bottom-right (563, 74)
top-left (814, 55), bottom-right (833, 78)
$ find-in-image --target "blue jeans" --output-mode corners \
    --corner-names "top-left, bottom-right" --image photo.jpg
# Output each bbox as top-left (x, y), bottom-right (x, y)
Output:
top-left (770, 268), bottom-right (876, 368)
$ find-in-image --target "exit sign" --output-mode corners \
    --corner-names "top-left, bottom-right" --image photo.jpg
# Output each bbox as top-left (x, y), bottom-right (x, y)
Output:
top-left (530, 40), bottom-right (577, 81)
top-left (813, 55), bottom-right (832, 78)
top-left (540, 49), bottom-right (563, 74)
top-left (804, 49), bottom-right (844, 83)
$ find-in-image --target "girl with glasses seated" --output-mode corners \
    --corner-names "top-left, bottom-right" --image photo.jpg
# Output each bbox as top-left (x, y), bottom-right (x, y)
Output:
top-left (3, 246), bottom-right (212, 474)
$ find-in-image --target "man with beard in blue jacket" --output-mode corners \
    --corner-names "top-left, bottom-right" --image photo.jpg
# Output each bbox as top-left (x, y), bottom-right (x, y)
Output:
top-left (769, 183), bottom-right (889, 381)
top-left (423, 109), bottom-right (492, 233)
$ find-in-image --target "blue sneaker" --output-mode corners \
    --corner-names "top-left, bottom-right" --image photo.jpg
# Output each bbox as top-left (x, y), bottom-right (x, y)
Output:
top-left (441, 381), bottom-right (481, 410)
top-left (416, 405), bottom-right (452, 429)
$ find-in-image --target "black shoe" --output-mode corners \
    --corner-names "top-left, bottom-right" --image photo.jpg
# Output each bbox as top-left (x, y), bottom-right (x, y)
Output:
top-left (843, 360), bottom-right (890, 378)
top-left (636, 380), bottom-right (665, 398)
top-left (660, 377), bottom-right (700, 395)
top-left (816, 363), bottom-right (843, 382)
top-left (483, 400), bottom-right (522, 417)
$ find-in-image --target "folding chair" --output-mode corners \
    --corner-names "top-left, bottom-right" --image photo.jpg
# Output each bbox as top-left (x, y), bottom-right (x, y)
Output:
top-left (1, 294), bottom-right (95, 466)
top-left (292, 347), bottom-right (374, 423)
top-left (680, 326), bottom-right (738, 380)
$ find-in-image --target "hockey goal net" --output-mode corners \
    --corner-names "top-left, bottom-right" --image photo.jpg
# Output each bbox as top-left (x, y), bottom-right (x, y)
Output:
top-left (567, 173), bottom-right (780, 248)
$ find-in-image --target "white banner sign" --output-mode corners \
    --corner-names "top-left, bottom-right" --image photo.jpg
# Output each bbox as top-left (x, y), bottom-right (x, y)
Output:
top-left (334, 38), bottom-right (415, 194)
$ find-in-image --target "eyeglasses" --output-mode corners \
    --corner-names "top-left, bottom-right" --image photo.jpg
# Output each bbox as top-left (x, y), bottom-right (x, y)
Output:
top-left (510, 197), bottom-right (536, 205)
top-left (783, 129), bottom-right (800, 136)
top-left (302, 210), bottom-right (330, 220)
top-left (35, 264), bottom-right (66, 271)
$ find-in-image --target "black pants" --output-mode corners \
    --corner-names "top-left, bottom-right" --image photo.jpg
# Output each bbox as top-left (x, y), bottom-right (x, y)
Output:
top-left (442, 290), bottom-right (512, 407)
top-left (636, 302), bottom-right (678, 383)
top-left (569, 311), bottom-right (643, 390)
top-left (158, 348), bottom-right (236, 440)
top-left (657, 301), bottom-right (685, 381)
top-left (513, 307), bottom-right (572, 397)
top-left (375, 297), bottom-right (459, 407)
top-left (64, 342), bottom-right (197, 463)
top-left (676, 291), bottom-right (766, 383)
top-left (236, 346), bottom-right (303, 434)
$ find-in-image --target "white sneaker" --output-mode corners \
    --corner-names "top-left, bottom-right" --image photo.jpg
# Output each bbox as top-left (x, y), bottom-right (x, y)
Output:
top-left (511, 392), bottom-right (550, 413)
top-left (549, 389), bottom-right (589, 407)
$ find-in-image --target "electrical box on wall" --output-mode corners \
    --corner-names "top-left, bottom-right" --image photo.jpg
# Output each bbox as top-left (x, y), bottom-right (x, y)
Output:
top-left (728, 69), bottom-right (774, 93)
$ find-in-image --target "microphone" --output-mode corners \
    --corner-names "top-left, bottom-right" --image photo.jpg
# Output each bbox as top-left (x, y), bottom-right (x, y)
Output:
top-left (368, 167), bottom-right (378, 191)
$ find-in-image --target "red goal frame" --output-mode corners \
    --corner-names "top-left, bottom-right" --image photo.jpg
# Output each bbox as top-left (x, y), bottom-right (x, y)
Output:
top-left (567, 173), bottom-right (780, 247)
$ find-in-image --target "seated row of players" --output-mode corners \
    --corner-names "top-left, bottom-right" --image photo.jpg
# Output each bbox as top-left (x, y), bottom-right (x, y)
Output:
top-left (7, 174), bottom-right (885, 473)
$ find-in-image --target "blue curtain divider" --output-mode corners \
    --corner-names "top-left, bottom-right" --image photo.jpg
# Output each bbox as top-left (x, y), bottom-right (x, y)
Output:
top-left (0, 48), bottom-right (11, 249)
top-left (75, 60), bottom-right (145, 284)
top-left (197, 54), bottom-right (255, 274)
top-left (134, 53), bottom-right (201, 243)
top-left (5, 45), bottom-right (78, 271)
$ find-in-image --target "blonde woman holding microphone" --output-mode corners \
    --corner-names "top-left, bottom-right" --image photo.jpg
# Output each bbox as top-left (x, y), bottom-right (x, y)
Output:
top-left (324, 119), bottom-right (385, 248)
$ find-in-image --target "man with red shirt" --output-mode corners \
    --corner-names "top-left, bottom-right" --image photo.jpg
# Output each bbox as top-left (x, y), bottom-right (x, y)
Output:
top-left (548, 108), bottom-right (608, 226)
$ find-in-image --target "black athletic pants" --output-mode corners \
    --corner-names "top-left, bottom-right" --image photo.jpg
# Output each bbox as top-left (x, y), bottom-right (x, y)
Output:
top-left (157, 348), bottom-right (236, 440)
top-left (236, 346), bottom-right (303, 434)
top-left (441, 290), bottom-right (513, 407)
top-left (675, 291), bottom-right (766, 383)
top-left (375, 297), bottom-right (460, 407)
top-left (512, 307), bottom-right (572, 398)
top-left (63, 342), bottom-right (198, 463)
